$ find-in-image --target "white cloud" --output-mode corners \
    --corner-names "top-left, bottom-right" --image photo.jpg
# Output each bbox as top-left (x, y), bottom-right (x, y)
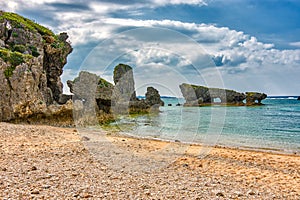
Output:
top-left (54, 13), bottom-right (300, 96)
top-left (0, 0), bottom-right (71, 11)
top-left (289, 41), bottom-right (300, 48)
top-left (151, 0), bottom-right (207, 6)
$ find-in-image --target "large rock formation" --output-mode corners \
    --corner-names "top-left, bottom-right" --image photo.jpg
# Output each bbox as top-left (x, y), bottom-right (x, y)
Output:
top-left (43, 32), bottom-right (72, 104)
top-left (67, 64), bottom-right (164, 124)
top-left (111, 63), bottom-right (163, 114)
top-left (0, 11), bottom-right (73, 124)
top-left (180, 83), bottom-right (267, 106)
top-left (0, 11), bottom-right (163, 125)
top-left (67, 71), bottom-right (114, 125)
top-left (145, 87), bottom-right (165, 107)
top-left (113, 63), bottom-right (136, 101)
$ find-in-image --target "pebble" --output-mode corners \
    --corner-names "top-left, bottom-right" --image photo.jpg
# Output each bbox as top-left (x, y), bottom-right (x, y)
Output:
top-left (81, 136), bottom-right (90, 141)
top-left (81, 193), bottom-right (92, 198)
top-left (248, 190), bottom-right (256, 195)
top-left (43, 185), bottom-right (51, 189)
top-left (31, 190), bottom-right (40, 194)
top-left (216, 191), bottom-right (225, 197)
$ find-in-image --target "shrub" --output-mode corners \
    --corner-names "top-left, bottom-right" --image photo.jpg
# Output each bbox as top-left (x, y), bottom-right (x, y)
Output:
top-left (4, 66), bottom-right (16, 78)
top-left (50, 41), bottom-right (65, 49)
top-left (12, 32), bottom-right (18, 37)
top-left (8, 51), bottom-right (24, 66)
top-left (98, 78), bottom-right (113, 87)
top-left (13, 44), bottom-right (26, 53)
top-left (28, 45), bottom-right (39, 57)
top-left (0, 48), bottom-right (33, 78)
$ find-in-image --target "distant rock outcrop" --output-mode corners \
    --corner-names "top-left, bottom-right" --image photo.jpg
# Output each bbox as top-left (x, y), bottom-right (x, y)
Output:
top-left (246, 92), bottom-right (268, 106)
top-left (180, 83), bottom-right (267, 106)
top-left (0, 11), bottom-right (72, 124)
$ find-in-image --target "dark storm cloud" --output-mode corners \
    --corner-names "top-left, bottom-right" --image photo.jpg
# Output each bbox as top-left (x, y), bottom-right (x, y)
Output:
top-left (46, 2), bottom-right (91, 11)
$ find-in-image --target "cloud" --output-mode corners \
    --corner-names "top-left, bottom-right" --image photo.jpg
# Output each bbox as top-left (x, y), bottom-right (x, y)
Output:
top-left (151, 0), bottom-right (207, 6)
top-left (289, 41), bottom-right (300, 48)
top-left (46, 2), bottom-right (90, 11)
top-left (1, 0), bottom-right (299, 95)
top-left (0, 0), bottom-right (207, 14)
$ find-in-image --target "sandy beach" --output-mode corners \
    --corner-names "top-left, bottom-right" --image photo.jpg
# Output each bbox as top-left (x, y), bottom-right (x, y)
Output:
top-left (0, 122), bottom-right (299, 199)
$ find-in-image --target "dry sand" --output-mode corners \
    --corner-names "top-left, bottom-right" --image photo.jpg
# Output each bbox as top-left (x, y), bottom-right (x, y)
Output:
top-left (0, 122), bottom-right (299, 199)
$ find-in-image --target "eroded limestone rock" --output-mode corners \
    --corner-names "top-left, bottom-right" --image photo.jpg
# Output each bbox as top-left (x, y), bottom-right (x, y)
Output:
top-left (180, 83), bottom-right (266, 106)
top-left (245, 92), bottom-right (267, 106)
top-left (145, 87), bottom-right (165, 107)
top-left (0, 11), bottom-right (72, 123)
top-left (67, 71), bottom-right (99, 125)
top-left (113, 63), bottom-right (136, 101)
top-left (69, 64), bottom-right (164, 116)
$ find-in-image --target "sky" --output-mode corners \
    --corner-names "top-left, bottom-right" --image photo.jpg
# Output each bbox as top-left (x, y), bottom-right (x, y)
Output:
top-left (1, 0), bottom-right (300, 96)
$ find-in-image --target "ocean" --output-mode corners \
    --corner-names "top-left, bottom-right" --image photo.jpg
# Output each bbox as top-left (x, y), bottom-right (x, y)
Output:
top-left (109, 96), bottom-right (300, 154)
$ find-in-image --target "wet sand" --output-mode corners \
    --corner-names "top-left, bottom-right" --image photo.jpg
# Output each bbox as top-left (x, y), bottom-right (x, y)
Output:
top-left (0, 122), bottom-right (299, 199)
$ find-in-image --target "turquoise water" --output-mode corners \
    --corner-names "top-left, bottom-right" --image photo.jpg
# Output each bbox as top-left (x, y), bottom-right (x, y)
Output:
top-left (111, 97), bottom-right (300, 153)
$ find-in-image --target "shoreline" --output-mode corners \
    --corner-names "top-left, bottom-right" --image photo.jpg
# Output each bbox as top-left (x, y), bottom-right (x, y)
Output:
top-left (101, 128), bottom-right (300, 156)
top-left (1, 122), bottom-right (299, 199)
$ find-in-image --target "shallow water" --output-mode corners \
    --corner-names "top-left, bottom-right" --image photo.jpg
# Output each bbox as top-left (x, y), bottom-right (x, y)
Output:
top-left (109, 97), bottom-right (300, 153)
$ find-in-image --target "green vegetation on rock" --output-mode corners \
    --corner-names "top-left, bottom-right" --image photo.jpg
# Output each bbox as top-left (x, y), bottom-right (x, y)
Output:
top-left (0, 48), bottom-right (33, 78)
top-left (28, 45), bottom-right (39, 57)
top-left (246, 92), bottom-right (255, 97)
top-left (0, 11), bottom-right (54, 36)
top-left (12, 32), bottom-right (18, 37)
top-left (50, 40), bottom-right (65, 49)
top-left (98, 78), bottom-right (113, 88)
top-left (12, 44), bottom-right (26, 53)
